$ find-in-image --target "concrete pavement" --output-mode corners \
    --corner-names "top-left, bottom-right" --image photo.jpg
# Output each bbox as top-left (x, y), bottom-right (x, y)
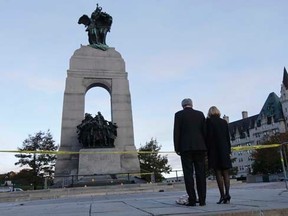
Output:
top-left (0, 181), bottom-right (287, 216)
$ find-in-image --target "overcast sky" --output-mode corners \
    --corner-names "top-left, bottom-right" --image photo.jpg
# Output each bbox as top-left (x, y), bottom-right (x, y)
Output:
top-left (0, 0), bottom-right (287, 174)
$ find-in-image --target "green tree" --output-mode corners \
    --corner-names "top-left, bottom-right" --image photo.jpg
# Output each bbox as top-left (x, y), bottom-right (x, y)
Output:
top-left (251, 132), bottom-right (288, 175)
top-left (0, 171), bottom-right (16, 186)
top-left (14, 130), bottom-right (58, 189)
top-left (138, 138), bottom-right (172, 182)
top-left (11, 169), bottom-right (35, 189)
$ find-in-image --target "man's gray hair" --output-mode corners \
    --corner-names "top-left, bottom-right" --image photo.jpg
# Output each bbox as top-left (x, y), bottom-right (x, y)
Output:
top-left (181, 98), bottom-right (193, 107)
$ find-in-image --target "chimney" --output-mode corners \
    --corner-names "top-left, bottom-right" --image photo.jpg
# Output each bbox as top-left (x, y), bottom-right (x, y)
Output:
top-left (223, 115), bottom-right (229, 123)
top-left (242, 111), bottom-right (248, 119)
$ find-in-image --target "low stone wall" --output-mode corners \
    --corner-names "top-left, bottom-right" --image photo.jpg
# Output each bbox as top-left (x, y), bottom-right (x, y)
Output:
top-left (0, 183), bottom-right (184, 202)
top-left (246, 174), bottom-right (280, 183)
top-left (0, 180), bottom-right (242, 203)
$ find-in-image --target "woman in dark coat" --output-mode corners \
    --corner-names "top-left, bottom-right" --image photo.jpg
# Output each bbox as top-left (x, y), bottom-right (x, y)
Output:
top-left (206, 106), bottom-right (232, 204)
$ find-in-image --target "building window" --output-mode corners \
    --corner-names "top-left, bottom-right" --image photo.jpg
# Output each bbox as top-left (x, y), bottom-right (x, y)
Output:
top-left (240, 132), bottom-right (246, 139)
top-left (267, 116), bottom-right (272, 125)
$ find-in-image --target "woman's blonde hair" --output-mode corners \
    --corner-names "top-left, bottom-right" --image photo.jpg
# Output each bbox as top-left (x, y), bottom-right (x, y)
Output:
top-left (207, 106), bottom-right (221, 118)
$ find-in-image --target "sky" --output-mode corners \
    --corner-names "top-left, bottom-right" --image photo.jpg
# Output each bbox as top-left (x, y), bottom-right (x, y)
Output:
top-left (0, 0), bottom-right (287, 176)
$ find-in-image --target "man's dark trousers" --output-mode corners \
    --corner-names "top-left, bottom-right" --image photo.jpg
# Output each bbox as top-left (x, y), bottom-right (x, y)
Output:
top-left (180, 151), bottom-right (206, 205)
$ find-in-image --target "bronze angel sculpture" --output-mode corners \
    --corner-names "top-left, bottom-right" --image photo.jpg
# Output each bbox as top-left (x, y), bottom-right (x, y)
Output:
top-left (78, 4), bottom-right (113, 50)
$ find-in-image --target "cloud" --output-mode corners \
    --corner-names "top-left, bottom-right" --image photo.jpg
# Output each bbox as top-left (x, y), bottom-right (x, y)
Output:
top-left (131, 49), bottom-right (219, 82)
top-left (2, 71), bottom-right (64, 94)
top-left (210, 66), bottom-right (282, 121)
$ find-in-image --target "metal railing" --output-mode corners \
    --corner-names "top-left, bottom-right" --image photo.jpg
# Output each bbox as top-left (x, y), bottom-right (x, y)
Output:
top-left (279, 142), bottom-right (288, 194)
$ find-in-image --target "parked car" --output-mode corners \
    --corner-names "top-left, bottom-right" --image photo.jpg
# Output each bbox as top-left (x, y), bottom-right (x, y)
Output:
top-left (0, 187), bottom-right (24, 192)
top-left (11, 188), bottom-right (23, 192)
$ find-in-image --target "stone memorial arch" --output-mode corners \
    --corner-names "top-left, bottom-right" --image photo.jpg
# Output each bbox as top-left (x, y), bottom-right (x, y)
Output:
top-left (54, 5), bottom-right (140, 185)
top-left (54, 46), bottom-right (140, 185)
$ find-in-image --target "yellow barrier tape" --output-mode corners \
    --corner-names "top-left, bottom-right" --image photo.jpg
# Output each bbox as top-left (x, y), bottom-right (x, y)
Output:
top-left (0, 143), bottom-right (283, 155)
top-left (231, 144), bottom-right (281, 152)
top-left (0, 150), bottom-right (166, 155)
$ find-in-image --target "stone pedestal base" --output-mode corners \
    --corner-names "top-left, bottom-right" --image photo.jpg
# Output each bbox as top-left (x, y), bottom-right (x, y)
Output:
top-left (78, 149), bottom-right (122, 176)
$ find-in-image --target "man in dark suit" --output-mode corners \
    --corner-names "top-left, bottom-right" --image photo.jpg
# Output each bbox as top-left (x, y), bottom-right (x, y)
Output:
top-left (173, 98), bottom-right (207, 206)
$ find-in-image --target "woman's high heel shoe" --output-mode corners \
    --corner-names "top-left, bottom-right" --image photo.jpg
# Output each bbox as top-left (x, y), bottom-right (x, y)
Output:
top-left (224, 194), bottom-right (231, 204)
top-left (216, 197), bottom-right (225, 204)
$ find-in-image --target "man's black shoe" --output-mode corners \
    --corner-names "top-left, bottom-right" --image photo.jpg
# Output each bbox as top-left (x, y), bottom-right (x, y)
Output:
top-left (199, 202), bottom-right (206, 206)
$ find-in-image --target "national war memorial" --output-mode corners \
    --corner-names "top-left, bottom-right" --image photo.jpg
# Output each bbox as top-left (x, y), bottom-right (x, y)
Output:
top-left (54, 4), bottom-right (140, 186)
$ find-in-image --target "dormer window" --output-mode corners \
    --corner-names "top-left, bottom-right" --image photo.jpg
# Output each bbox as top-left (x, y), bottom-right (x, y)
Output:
top-left (267, 116), bottom-right (272, 124)
top-left (257, 120), bottom-right (261, 127)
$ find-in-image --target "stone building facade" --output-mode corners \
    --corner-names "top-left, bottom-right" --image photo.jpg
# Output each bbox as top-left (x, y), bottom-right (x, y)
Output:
top-left (228, 68), bottom-right (288, 177)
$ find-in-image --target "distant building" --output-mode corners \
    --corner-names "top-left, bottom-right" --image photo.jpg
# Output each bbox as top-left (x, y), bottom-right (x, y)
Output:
top-left (228, 67), bottom-right (288, 177)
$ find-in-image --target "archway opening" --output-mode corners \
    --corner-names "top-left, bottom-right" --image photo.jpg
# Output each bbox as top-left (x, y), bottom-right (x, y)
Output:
top-left (85, 86), bottom-right (111, 121)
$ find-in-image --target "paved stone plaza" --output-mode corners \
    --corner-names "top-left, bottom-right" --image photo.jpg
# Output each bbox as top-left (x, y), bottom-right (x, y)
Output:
top-left (0, 182), bottom-right (287, 216)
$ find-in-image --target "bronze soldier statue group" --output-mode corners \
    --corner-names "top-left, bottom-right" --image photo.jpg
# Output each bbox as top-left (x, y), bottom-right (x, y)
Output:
top-left (77, 112), bottom-right (117, 148)
top-left (174, 98), bottom-right (232, 206)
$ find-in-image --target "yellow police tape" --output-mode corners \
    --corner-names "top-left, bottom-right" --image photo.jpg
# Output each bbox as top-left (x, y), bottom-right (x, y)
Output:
top-left (0, 143), bottom-right (283, 155)
top-left (231, 143), bottom-right (281, 151)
